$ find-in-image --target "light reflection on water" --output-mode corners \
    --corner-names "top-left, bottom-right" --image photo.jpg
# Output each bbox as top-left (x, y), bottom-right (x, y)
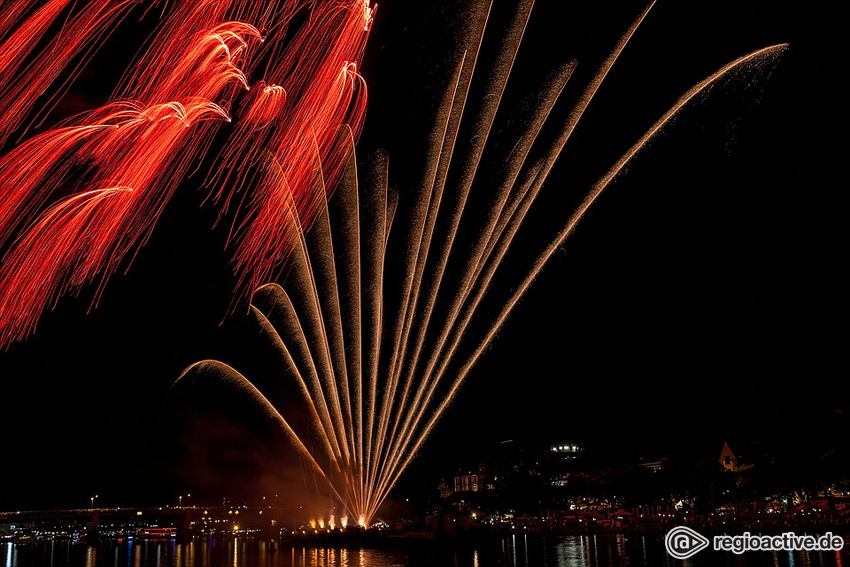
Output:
top-left (2, 535), bottom-right (850, 567)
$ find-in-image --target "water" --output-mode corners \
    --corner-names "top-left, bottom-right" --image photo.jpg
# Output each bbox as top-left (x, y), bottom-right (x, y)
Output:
top-left (3, 534), bottom-right (849, 567)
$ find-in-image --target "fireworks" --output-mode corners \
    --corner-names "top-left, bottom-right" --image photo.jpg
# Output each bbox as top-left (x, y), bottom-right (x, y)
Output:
top-left (0, 0), bottom-right (373, 347)
top-left (173, 2), bottom-right (786, 526)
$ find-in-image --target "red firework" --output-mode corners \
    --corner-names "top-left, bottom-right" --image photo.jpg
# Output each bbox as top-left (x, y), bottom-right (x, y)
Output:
top-left (0, 0), bottom-right (373, 347)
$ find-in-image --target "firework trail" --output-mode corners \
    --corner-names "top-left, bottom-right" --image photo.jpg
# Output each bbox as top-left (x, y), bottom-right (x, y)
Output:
top-left (174, 1), bottom-right (787, 526)
top-left (0, 0), bottom-right (373, 347)
top-left (0, 0), bottom-right (137, 147)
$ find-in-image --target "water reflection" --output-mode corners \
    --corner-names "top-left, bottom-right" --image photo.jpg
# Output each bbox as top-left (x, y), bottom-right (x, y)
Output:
top-left (2, 535), bottom-right (850, 567)
top-left (85, 545), bottom-right (96, 567)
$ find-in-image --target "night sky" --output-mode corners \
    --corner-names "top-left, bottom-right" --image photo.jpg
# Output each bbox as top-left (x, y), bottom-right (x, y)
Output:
top-left (0, 0), bottom-right (845, 512)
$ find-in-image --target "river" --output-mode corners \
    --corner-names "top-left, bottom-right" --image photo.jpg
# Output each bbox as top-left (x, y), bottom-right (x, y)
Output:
top-left (3, 532), bottom-right (849, 566)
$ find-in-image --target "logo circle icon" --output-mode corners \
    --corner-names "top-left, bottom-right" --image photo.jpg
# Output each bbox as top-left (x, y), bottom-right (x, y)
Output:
top-left (665, 526), bottom-right (710, 559)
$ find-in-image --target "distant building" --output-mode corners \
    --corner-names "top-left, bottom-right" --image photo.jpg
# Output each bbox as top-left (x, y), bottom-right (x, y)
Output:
top-left (550, 442), bottom-right (583, 456)
top-left (445, 464), bottom-right (495, 497)
top-left (454, 473), bottom-right (484, 493)
top-left (719, 442), bottom-right (737, 472)
top-left (438, 479), bottom-right (453, 500)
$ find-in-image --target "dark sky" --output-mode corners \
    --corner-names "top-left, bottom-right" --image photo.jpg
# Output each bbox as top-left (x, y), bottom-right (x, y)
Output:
top-left (0, 0), bottom-right (845, 512)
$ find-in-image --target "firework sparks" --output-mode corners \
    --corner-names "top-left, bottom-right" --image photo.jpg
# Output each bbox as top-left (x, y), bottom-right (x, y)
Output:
top-left (174, 1), bottom-right (787, 526)
top-left (0, 0), bottom-right (373, 347)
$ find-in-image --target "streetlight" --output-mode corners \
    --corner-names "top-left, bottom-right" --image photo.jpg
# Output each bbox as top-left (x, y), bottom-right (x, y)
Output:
top-left (90, 495), bottom-right (98, 510)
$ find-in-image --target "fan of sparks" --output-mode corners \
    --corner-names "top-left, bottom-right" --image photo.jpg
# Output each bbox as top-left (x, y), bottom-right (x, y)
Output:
top-left (174, 1), bottom-right (786, 527)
